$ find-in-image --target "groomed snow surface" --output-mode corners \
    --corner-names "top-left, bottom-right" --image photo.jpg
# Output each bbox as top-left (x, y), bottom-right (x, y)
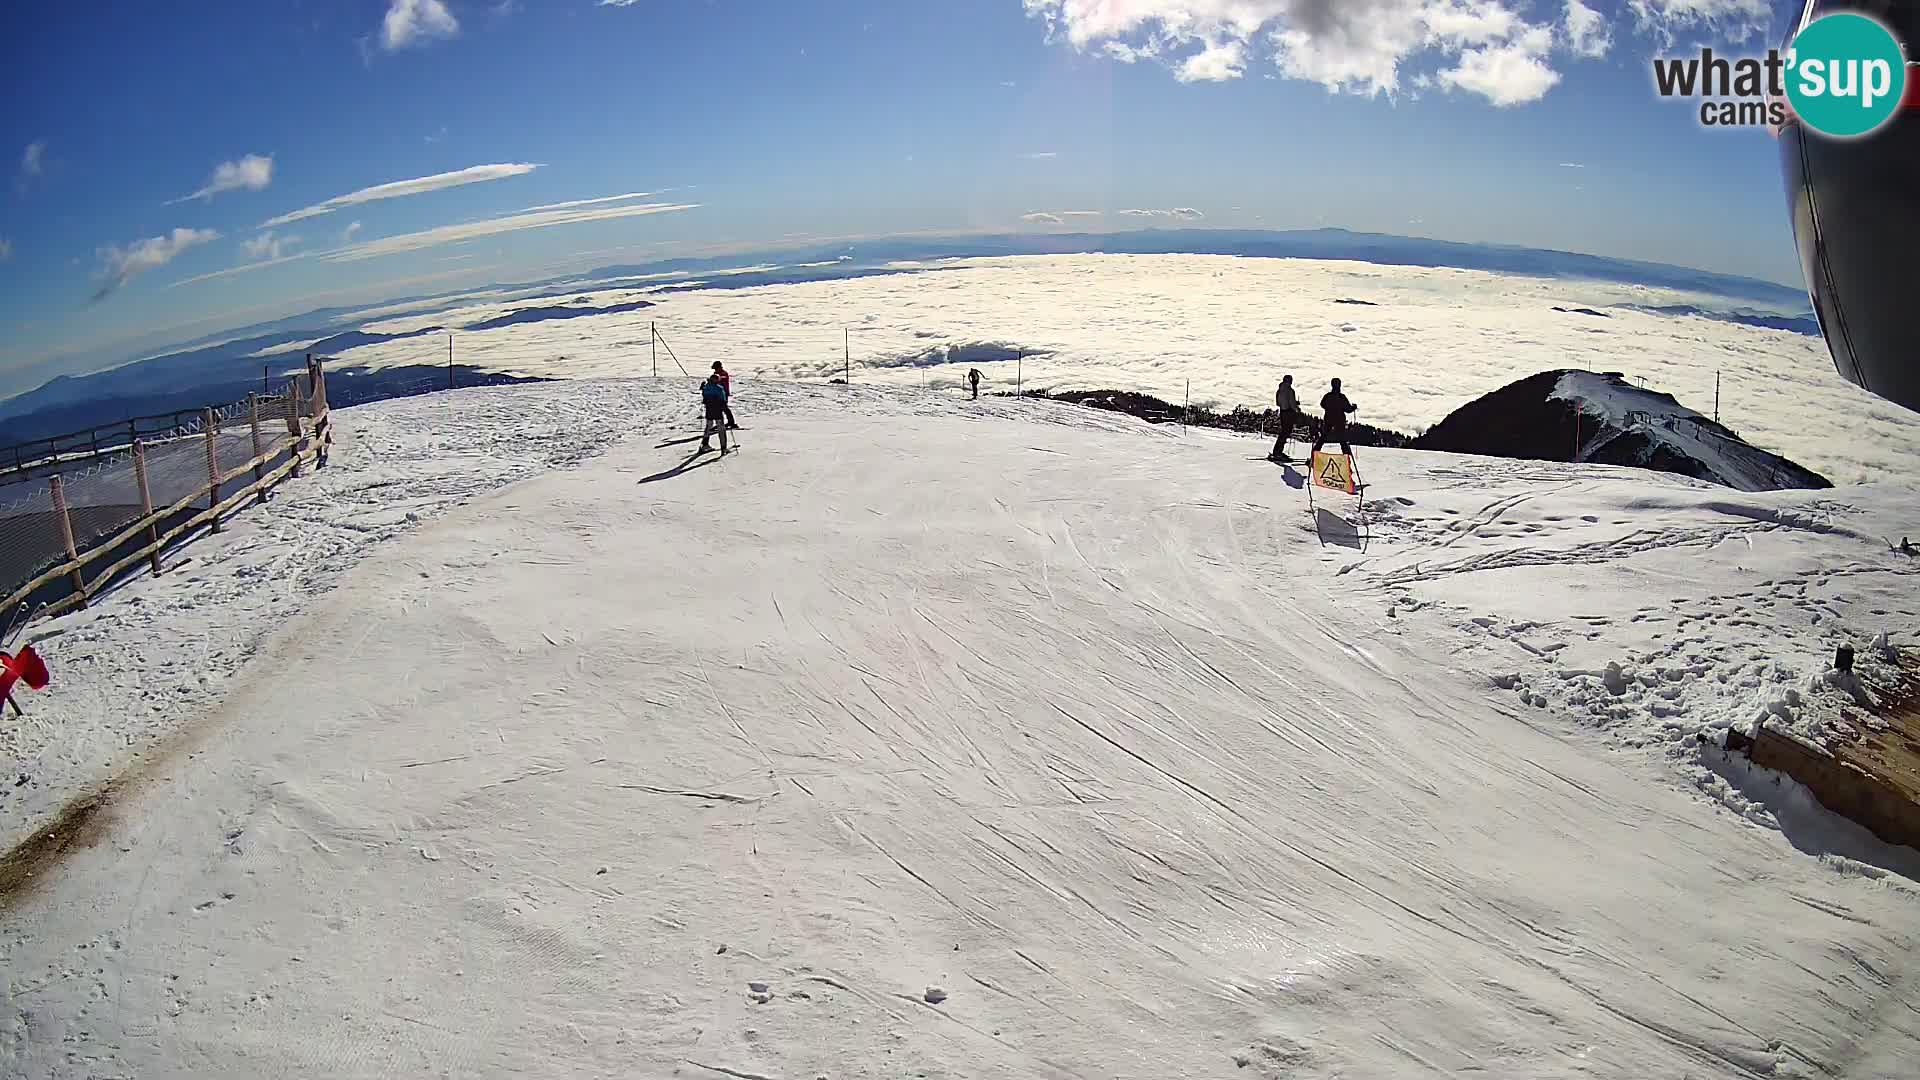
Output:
top-left (5, 379), bottom-right (1918, 1079)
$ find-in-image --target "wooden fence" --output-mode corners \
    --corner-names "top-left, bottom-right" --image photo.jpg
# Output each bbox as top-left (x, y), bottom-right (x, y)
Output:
top-left (0, 359), bottom-right (331, 630)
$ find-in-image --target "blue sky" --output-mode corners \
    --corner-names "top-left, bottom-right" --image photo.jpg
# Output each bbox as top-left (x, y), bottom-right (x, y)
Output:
top-left (1, 0), bottom-right (1806, 390)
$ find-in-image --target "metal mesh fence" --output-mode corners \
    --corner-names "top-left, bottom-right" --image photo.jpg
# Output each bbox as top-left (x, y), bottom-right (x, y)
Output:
top-left (0, 377), bottom-right (321, 619)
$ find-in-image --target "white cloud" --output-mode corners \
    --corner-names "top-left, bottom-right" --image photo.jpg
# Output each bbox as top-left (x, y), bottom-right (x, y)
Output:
top-left (1559, 161), bottom-right (1586, 168)
top-left (517, 191), bottom-right (660, 213)
top-left (598, 0), bottom-right (646, 6)
top-left (320, 201), bottom-right (700, 262)
top-left (1270, 16), bottom-right (1424, 97)
top-left (16, 139), bottom-right (46, 194)
top-left (179, 200), bottom-right (681, 286)
top-left (1436, 26), bottom-right (1560, 106)
top-left (344, 221), bottom-right (363, 243)
top-left (1021, 210), bottom-right (1102, 225)
top-left (95, 227), bottom-right (219, 299)
top-left (1426, 0), bottom-right (1522, 44)
top-left (171, 153), bottom-right (274, 204)
top-left (1563, 0), bottom-right (1612, 58)
top-left (1629, 0), bottom-right (1772, 45)
top-left (171, 250), bottom-right (312, 288)
top-left (0, 238), bottom-right (11, 262)
top-left (241, 230), bottom-right (300, 261)
top-left (1118, 207), bottom-right (1206, 221)
top-left (1025, 0), bottom-right (1586, 106)
top-left (1103, 40), bottom-right (1159, 63)
top-left (381, 0), bottom-right (459, 50)
top-left (262, 163), bottom-right (542, 227)
top-left (1177, 40), bottom-right (1246, 82)
top-left (1019, 152), bottom-right (1059, 160)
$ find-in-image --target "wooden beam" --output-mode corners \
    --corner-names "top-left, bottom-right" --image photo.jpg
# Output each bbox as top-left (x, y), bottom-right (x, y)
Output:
top-left (49, 476), bottom-right (84, 607)
top-left (132, 440), bottom-right (161, 575)
top-left (205, 408), bottom-right (221, 534)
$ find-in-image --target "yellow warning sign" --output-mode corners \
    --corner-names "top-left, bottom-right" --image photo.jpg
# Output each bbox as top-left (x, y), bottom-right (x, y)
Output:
top-left (1311, 451), bottom-right (1356, 494)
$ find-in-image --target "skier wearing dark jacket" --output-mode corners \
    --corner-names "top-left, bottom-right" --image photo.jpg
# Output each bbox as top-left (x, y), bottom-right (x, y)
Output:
top-left (711, 361), bottom-right (739, 429)
top-left (1270, 374), bottom-right (1300, 461)
top-left (700, 375), bottom-right (732, 454)
top-left (1312, 377), bottom-right (1357, 457)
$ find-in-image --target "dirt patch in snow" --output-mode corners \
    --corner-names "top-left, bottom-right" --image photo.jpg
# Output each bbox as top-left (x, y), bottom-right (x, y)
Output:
top-left (0, 786), bottom-right (117, 907)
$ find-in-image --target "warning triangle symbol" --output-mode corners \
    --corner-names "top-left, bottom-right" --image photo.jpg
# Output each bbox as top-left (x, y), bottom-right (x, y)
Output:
top-left (1319, 456), bottom-right (1345, 487)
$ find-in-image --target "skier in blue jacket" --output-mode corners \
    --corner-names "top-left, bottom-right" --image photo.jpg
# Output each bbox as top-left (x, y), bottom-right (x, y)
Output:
top-left (700, 374), bottom-right (732, 454)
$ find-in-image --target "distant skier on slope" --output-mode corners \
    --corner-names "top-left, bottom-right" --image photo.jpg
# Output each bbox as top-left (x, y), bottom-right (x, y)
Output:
top-left (711, 361), bottom-right (739, 430)
top-left (700, 374), bottom-right (732, 454)
top-left (1312, 377), bottom-right (1357, 458)
top-left (1269, 374), bottom-right (1300, 462)
top-left (968, 368), bottom-right (982, 400)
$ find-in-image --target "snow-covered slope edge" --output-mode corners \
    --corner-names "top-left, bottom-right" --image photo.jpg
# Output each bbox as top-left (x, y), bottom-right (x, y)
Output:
top-left (4, 380), bottom-right (1917, 1079)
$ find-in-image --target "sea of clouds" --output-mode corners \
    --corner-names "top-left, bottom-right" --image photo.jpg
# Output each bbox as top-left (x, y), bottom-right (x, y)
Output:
top-left (327, 254), bottom-right (1919, 485)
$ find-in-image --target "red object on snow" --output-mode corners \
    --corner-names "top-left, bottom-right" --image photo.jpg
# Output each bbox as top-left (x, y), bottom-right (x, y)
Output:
top-left (1, 645), bottom-right (49, 698)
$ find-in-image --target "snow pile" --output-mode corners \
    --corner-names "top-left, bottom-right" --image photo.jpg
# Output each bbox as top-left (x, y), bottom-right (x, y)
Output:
top-left (1551, 370), bottom-right (1830, 490)
top-left (5, 380), bottom-right (1919, 1079)
top-left (1415, 369), bottom-right (1829, 491)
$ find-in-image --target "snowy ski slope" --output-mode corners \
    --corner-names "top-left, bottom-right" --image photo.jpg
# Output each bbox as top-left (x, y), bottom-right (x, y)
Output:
top-left (3, 380), bottom-right (1917, 1079)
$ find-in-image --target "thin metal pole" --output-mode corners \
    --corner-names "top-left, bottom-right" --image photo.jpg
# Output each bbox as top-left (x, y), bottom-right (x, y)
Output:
top-left (1184, 380), bottom-right (1190, 435)
top-left (844, 327), bottom-right (850, 383)
top-left (448, 335), bottom-right (455, 390)
top-left (651, 321), bottom-right (657, 377)
top-left (1017, 349), bottom-right (1023, 397)
top-left (1714, 371), bottom-right (1720, 423)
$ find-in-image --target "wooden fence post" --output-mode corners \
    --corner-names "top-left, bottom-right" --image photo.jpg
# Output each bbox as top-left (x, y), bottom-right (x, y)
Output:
top-left (132, 440), bottom-right (162, 575)
top-left (49, 474), bottom-right (84, 607)
top-left (249, 394), bottom-right (264, 484)
top-left (204, 408), bottom-right (221, 533)
top-left (287, 378), bottom-right (306, 479)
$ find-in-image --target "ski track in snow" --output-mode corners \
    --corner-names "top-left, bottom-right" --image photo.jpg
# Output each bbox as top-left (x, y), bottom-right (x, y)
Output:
top-left (3, 378), bottom-right (1919, 1079)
